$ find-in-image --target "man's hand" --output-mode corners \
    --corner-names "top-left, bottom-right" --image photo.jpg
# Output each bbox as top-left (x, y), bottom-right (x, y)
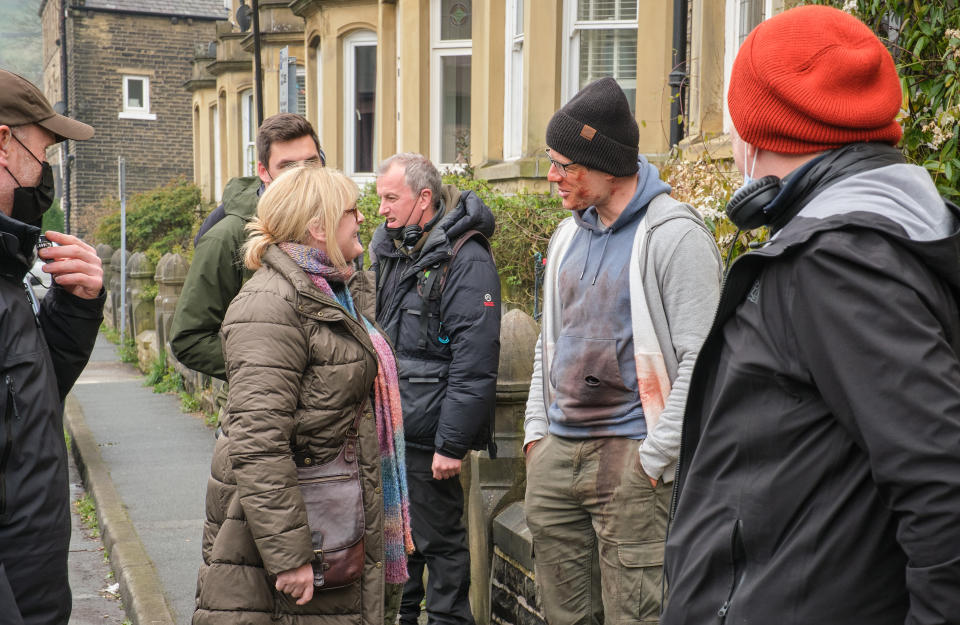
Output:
top-left (432, 453), bottom-right (462, 480)
top-left (524, 439), bottom-right (539, 462)
top-left (38, 230), bottom-right (103, 299)
top-left (276, 562), bottom-right (314, 605)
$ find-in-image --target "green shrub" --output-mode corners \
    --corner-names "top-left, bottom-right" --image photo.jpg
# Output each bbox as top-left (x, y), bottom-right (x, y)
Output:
top-left (42, 198), bottom-right (64, 233)
top-left (94, 178), bottom-right (208, 260)
top-left (811, 0), bottom-right (960, 198)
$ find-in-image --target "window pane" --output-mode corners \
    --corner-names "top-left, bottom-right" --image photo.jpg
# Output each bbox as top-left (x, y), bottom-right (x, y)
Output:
top-left (297, 69), bottom-right (306, 116)
top-left (440, 55), bottom-right (471, 163)
top-left (515, 0), bottom-right (523, 37)
top-left (354, 44), bottom-right (376, 173)
top-left (577, 0), bottom-right (637, 21)
top-left (579, 28), bottom-right (637, 114)
top-left (127, 79), bottom-right (144, 109)
top-left (440, 0), bottom-right (472, 41)
top-left (738, 0), bottom-right (763, 45)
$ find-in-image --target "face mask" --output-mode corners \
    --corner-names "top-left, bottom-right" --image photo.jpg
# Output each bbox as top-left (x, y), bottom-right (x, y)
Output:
top-left (5, 134), bottom-right (55, 227)
top-left (737, 139), bottom-right (759, 192)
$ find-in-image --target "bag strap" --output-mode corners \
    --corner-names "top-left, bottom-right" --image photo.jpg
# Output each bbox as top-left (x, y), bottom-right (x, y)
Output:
top-left (412, 229), bottom-right (493, 349)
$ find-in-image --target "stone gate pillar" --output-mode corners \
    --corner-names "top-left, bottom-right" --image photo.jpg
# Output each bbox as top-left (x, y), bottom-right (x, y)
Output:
top-left (125, 252), bottom-right (156, 338)
top-left (466, 309), bottom-right (539, 625)
top-left (154, 253), bottom-right (188, 361)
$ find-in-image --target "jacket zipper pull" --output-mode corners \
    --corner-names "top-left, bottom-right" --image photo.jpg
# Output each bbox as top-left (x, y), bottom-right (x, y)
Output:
top-left (717, 600), bottom-right (730, 619)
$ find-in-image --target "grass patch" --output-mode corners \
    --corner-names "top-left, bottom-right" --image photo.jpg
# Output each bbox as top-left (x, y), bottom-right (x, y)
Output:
top-left (101, 323), bottom-right (138, 363)
top-left (179, 391), bottom-right (201, 413)
top-left (74, 493), bottom-right (100, 538)
top-left (144, 359), bottom-right (183, 394)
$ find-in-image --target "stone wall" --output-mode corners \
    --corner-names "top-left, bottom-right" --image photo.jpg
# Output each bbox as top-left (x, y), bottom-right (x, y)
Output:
top-left (61, 10), bottom-right (219, 239)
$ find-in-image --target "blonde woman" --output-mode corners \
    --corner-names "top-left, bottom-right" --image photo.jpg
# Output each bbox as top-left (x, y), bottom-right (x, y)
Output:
top-left (194, 165), bottom-right (413, 624)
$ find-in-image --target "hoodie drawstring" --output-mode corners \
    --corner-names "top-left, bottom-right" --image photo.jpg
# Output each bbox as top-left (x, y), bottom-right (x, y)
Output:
top-left (578, 230), bottom-right (612, 285)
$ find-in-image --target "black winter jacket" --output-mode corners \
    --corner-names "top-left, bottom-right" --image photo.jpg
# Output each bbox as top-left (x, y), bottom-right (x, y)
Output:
top-left (663, 144), bottom-right (960, 625)
top-left (372, 186), bottom-right (500, 459)
top-left (0, 212), bottom-right (103, 623)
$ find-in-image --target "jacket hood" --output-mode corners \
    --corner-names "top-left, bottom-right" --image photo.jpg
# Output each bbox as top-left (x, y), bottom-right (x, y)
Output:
top-left (371, 185), bottom-right (495, 265)
top-left (221, 175), bottom-right (263, 220)
top-left (573, 157), bottom-right (671, 233)
top-left (761, 147), bottom-right (960, 292)
top-left (0, 210), bottom-right (40, 282)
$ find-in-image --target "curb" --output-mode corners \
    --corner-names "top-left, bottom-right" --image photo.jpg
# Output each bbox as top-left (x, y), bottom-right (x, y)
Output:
top-left (65, 393), bottom-right (177, 625)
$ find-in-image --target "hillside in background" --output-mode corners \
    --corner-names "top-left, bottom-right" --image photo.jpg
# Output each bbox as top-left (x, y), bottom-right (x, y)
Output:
top-left (0, 0), bottom-right (42, 85)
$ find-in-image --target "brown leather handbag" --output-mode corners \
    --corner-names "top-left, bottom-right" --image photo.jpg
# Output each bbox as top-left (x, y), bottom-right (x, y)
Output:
top-left (295, 402), bottom-right (366, 589)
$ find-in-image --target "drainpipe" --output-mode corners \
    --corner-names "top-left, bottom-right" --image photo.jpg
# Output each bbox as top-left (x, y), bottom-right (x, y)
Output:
top-left (668, 0), bottom-right (689, 148)
top-left (251, 0), bottom-right (263, 126)
top-left (60, 0), bottom-right (71, 233)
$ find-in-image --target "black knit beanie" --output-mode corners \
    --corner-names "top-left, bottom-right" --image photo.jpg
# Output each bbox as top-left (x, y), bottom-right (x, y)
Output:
top-left (545, 77), bottom-right (639, 177)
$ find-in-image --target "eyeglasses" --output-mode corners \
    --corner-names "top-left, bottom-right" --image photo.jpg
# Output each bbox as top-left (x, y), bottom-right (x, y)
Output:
top-left (544, 149), bottom-right (578, 178)
top-left (343, 207), bottom-right (360, 223)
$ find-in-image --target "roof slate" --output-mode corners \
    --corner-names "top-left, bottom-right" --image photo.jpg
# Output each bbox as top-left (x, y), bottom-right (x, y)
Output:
top-left (78, 0), bottom-right (229, 20)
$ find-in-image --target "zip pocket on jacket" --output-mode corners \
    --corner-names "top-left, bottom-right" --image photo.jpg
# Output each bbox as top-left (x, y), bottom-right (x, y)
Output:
top-left (718, 519), bottom-right (746, 623)
top-left (0, 377), bottom-right (19, 522)
top-left (298, 474), bottom-right (351, 485)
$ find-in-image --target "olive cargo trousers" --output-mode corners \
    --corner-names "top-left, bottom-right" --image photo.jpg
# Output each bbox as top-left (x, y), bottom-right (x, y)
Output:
top-left (525, 435), bottom-right (671, 625)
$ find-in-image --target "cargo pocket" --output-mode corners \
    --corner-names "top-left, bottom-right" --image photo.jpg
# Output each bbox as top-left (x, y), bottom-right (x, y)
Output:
top-left (616, 539), bottom-right (664, 624)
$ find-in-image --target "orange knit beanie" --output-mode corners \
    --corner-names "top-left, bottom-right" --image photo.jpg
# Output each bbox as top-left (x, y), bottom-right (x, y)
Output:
top-left (728, 4), bottom-right (902, 154)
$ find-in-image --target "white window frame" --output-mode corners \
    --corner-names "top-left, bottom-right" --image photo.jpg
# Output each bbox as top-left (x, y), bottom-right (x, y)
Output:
top-left (241, 89), bottom-right (256, 176)
top-left (430, 0), bottom-right (473, 167)
top-left (722, 0), bottom-right (777, 131)
top-left (561, 0), bottom-right (638, 110)
top-left (212, 104), bottom-right (222, 201)
top-left (343, 29), bottom-right (378, 181)
top-left (314, 40), bottom-right (324, 148)
top-left (119, 75), bottom-right (156, 120)
top-left (503, 0), bottom-right (524, 160)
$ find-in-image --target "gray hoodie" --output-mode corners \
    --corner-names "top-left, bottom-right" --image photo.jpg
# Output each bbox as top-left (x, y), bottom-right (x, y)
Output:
top-left (525, 169), bottom-right (722, 482)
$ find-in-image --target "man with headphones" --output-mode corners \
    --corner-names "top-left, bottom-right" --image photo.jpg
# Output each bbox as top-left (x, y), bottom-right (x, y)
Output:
top-left (371, 153), bottom-right (500, 625)
top-left (663, 6), bottom-right (960, 624)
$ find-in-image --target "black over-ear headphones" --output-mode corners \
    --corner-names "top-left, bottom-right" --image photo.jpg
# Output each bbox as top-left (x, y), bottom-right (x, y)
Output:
top-left (725, 175), bottom-right (783, 230)
top-left (399, 204), bottom-right (444, 248)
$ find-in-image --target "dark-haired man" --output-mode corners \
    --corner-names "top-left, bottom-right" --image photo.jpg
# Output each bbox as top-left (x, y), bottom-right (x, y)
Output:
top-left (0, 69), bottom-right (103, 625)
top-left (171, 113), bottom-right (324, 382)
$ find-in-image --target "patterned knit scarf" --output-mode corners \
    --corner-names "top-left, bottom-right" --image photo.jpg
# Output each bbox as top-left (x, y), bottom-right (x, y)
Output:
top-left (278, 242), bottom-right (414, 583)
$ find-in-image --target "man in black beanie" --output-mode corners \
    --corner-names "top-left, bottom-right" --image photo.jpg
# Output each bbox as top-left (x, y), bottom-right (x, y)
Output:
top-left (522, 77), bottom-right (721, 625)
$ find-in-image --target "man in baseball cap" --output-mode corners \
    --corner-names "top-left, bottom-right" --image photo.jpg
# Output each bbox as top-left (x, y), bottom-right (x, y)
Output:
top-left (522, 77), bottom-right (722, 625)
top-left (663, 6), bottom-right (960, 624)
top-left (0, 69), bottom-right (104, 625)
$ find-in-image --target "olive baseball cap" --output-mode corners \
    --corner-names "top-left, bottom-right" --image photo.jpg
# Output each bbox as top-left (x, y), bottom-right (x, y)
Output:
top-left (0, 69), bottom-right (94, 142)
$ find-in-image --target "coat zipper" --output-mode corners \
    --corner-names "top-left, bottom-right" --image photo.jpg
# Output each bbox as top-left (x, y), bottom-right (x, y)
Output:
top-left (0, 377), bottom-right (18, 520)
top-left (718, 519), bottom-right (746, 623)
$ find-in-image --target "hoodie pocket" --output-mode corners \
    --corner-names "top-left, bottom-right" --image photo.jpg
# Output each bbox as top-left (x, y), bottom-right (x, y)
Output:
top-left (550, 335), bottom-right (634, 423)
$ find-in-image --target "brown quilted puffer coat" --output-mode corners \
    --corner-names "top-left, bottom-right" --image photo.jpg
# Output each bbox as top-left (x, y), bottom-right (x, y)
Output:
top-left (194, 245), bottom-right (384, 625)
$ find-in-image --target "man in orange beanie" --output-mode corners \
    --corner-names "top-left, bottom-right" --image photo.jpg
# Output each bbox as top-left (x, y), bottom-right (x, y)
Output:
top-left (662, 5), bottom-right (960, 624)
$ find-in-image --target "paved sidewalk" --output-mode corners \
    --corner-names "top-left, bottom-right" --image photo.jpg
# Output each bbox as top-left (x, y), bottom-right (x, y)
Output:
top-left (68, 447), bottom-right (127, 624)
top-left (66, 334), bottom-right (215, 625)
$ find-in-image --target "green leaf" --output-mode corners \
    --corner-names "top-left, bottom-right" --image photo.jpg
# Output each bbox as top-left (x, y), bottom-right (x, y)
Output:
top-left (913, 35), bottom-right (929, 56)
